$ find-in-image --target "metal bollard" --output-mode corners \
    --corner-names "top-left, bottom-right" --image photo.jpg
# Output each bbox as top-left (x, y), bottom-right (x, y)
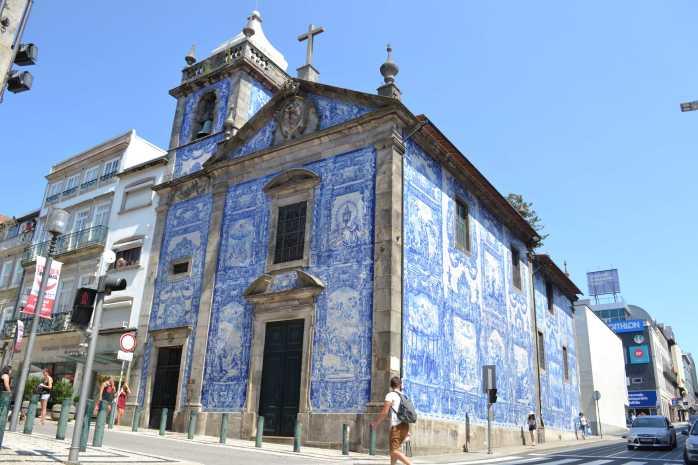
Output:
top-left (342, 424), bottom-right (349, 455)
top-left (80, 399), bottom-right (95, 452)
top-left (0, 391), bottom-right (11, 448)
top-left (23, 394), bottom-right (39, 435)
top-left (55, 398), bottom-right (71, 440)
top-left (187, 410), bottom-right (197, 439)
top-left (219, 413), bottom-right (229, 444)
top-left (93, 400), bottom-right (108, 447)
top-left (131, 408), bottom-right (141, 432)
top-left (369, 424), bottom-right (376, 455)
top-left (293, 421), bottom-right (302, 453)
top-left (107, 401), bottom-right (116, 429)
top-left (255, 416), bottom-right (264, 448)
top-left (159, 408), bottom-right (168, 436)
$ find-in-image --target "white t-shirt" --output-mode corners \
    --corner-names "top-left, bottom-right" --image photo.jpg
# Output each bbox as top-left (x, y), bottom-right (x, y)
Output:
top-left (386, 390), bottom-right (402, 427)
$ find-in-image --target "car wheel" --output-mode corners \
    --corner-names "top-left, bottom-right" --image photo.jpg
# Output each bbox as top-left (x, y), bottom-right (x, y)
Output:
top-left (627, 445), bottom-right (634, 450)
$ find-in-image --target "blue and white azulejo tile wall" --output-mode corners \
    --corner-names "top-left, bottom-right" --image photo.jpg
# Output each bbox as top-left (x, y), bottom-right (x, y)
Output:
top-left (402, 139), bottom-right (537, 427)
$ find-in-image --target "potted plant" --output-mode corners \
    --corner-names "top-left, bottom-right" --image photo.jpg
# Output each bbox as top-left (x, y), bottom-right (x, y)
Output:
top-left (50, 379), bottom-right (73, 420)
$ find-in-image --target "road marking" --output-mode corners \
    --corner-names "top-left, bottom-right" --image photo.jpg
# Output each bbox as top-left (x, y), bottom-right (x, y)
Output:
top-left (412, 456), bottom-right (527, 465)
top-left (575, 460), bottom-right (613, 465)
top-left (618, 462), bottom-right (647, 465)
top-left (528, 459), bottom-right (581, 465)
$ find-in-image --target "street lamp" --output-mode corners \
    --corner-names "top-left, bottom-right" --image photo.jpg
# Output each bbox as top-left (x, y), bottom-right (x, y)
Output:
top-left (9, 207), bottom-right (68, 431)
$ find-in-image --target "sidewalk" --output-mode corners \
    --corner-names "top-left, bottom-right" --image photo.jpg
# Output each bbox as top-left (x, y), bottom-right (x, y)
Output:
top-left (0, 431), bottom-right (201, 465)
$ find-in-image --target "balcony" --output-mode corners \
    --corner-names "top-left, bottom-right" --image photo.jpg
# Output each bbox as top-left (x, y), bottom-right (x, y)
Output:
top-left (2, 312), bottom-right (76, 338)
top-left (46, 193), bottom-right (61, 204)
top-left (80, 179), bottom-right (97, 190)
top-left (22, 225), bottom-right (108, 264)
top-left (0, 230), bottom-right (33, 253)
top-left (100, 171), bottom-right (117, 182)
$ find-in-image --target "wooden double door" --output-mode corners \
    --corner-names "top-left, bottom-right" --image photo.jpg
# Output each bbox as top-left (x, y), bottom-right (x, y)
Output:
top-left (258, 319), bottom-right (304, 437)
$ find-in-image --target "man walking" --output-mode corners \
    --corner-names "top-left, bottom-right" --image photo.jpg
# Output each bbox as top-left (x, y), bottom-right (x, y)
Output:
top-left (371, 376), bottom-right (413, 465)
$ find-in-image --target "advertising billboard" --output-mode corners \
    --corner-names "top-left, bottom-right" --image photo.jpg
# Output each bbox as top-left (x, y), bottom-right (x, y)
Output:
top-left (22, 256), bottom-right (62, 319)
top-left (587, 269), bottom-right (621, 296)
top-left (628, 390), bottom-right (658, 408)
top-left (607, 319), bottom-right (645, 334)
top-left (629, 344), bottom-right (650, 364)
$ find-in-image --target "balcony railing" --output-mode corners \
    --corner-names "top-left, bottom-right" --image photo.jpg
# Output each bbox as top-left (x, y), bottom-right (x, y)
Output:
top-left (46, 193), bottom-right (61, 204)
top-left (2, 312), bottom-right (76, 338)
top-left (22, 225), bottom-right (108, 263)
top-left (100, 171), bottom-right (117, 182)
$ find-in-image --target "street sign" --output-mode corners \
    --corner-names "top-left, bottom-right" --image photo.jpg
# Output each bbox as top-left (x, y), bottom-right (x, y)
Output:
top-left (482, 365), bottom-right (496, 393)
top-left (117, 350), bottom-right (133, 362)
top-left (680, 100), bottom-right (698, 112)
top-left (119, 332), bottom-right (136, 353)
top-left (592, 390), bottom-right (601, 401)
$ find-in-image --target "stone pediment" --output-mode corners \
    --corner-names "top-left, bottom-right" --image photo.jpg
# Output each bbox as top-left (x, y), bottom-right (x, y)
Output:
top-left (243, 269), bottom-right (325, 304)
top-left (205, 79), bottom-right (400, 167)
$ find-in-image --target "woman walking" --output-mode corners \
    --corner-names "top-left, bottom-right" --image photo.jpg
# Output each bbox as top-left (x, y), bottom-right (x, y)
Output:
top-left (96, 377), bottom-right (116, 416)
top-left (116, 384), bottom-right (130, 425)
top-left (527, 412), bottom-right (537, 446)
top-left (37, 368), bottom-right (52, 425)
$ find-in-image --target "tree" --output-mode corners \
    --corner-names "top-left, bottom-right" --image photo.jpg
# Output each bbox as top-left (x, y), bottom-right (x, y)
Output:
top-left (506, 193), bottom-right (548, 248)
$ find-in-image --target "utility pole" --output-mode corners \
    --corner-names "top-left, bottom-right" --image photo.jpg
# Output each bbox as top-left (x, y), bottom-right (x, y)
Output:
top-left (9, 208), bottom-right (68, 431)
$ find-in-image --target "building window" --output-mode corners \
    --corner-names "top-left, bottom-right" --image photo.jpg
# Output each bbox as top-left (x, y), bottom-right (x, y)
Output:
top-left (546, 281), bottom-right (554, 313)
top-left (101, 158), bottom-right (120, 180)
top-left (0, 261), bottom-right (13, 288)
top-left (63, 174), bottom-right (80, 195)
top-left (191, 91), bottom-right (217, 141)
top-left (111, 247), bottom-right (141, 270)
top-left (511, 246), bottom-right (522, 290)
top-left (81, 166), bottom-right (100, 188)
top-left (454, 199), bottom-right (470, 252)
top-left (121, 185), bottom-right (153, 212)
top-left (563, 346), bottom-right (569, 382)
top-left (274, 202), bottom-right (307, 264)
top-left (170, 258), bottom-right (191, 277)
top-left (11, 260), bottom-right (23, 287)
top-left (537, 330), bottom-right (545, 371)
top-left (631, 377), bottom-right (644, 384)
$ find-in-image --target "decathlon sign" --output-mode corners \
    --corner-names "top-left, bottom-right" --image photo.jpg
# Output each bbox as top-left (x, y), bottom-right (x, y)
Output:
top-left (607, 319), bottom-right (645, 334)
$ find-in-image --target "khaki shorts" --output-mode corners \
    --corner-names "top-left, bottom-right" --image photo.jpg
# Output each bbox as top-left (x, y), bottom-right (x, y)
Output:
top-left (389, 423), bottom-right (409, 452)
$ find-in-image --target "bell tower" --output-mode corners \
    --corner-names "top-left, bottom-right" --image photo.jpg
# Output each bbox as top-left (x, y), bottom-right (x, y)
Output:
top-left (167, 10), bottom-right (289, 179)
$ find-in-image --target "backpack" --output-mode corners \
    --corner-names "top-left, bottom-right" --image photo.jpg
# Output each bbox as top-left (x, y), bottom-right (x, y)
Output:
top-left (392, 391), bottom-right (418, 424)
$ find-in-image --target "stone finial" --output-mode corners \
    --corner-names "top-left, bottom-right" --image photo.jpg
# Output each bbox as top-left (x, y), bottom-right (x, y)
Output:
top-left (243, 10), bottom-right (262, 38)
top-left (377, 44), bottom-right (401, 100)
top-left (185, 44), bottom-right (196, 66)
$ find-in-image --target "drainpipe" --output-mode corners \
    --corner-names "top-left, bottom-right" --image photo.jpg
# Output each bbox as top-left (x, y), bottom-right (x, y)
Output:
top-left (528, 252), bottom-right (544, 443)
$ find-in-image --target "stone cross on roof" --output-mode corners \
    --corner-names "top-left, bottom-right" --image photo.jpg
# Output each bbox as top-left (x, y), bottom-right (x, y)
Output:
top-left (296, 24), bottom-right (324, 82)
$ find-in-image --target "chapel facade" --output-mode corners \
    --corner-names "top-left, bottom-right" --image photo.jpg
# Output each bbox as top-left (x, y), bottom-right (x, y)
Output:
top-left (126, 10), bottom-right (581, 453)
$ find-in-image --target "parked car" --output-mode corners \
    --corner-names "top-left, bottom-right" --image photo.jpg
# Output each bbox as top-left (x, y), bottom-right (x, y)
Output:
top-left (683, 420), bottom-right (698, 464)
top-left (626, 415), bottom-right (676, 450)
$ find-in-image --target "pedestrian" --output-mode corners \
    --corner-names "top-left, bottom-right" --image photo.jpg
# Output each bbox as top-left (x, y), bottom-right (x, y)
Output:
top-left (370, 376), bottom-right (417, 465)
top-left (96, 377), bottom-right (116, 416)
top-left (116, 383), bottom-right (130, 426)
top-left (1, 365), bottom-right (11, 394)
top-left (630, 413), bottom-right (636, 423)
top-left (527, 412), bottom-right (537, 446)
top-left (37, 368), bottom-right (52, 425)
top-left (579, 412), bottom-right (588, 439)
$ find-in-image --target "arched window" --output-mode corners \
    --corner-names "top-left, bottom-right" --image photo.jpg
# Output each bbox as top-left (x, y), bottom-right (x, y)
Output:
top-left (191, 91), bottom-right (217, 141)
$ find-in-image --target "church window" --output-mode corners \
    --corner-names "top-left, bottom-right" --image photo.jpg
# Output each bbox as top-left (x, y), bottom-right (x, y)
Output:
top-left (170, 258), bottom-right (191, 277)
top-left (537, 330), bottom-right (545, 371)
top-left (191, 91), bottom-right (217, 141)
top-left (546, 281), bottom-right (554, 313)
top-left (562, 346), bottom-right (569, 382)
top-left (274, 202), bottom-right (307, 264)
top-left (511, 246), bottom-right (522, 290)
top-left (454, 199), bottom-right (470, 253)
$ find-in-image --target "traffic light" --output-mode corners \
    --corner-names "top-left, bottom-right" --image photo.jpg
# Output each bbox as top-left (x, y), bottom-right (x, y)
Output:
top-left (102, 277), bottom-right (126, 295)
top-left (71, 287), bottom-right (97, 328)
top-left (488, 388), bottom-right (498, 404)
top-left (14, 43), bottom-right (38, 66)
top-left (6, 43), bottom-right (37, 94)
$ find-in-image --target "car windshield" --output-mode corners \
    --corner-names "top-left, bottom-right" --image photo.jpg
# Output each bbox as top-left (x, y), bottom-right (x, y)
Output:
top-left (632, 418), bottom-right (666, 428)
top-left (691, 424), bottom-right (698, 436)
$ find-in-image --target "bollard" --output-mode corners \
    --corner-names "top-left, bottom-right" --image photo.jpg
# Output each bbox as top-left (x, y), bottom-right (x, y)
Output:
top-left (55, 398), bottom-right (71, 440)
top-left (107, 401), bottom-right (116, 429)
top-left (131, 408), bottom-right (141, 432)
top-left (187, 410), bottom-right (197, 439)
top-left (0, 391), bottom-right (11, 448)
top-left (293, 421), bottom-right (302, 453)
top-left (255, 416), bottom-right (264, 448)
top-left (159, 408), bottom-right (168, 436)
top-left (341, 424), bottom-right (349, 455)
top-left (80, 399), bottom-right (95, 452)
top-left (93, 400), bottom-right (108, 447)
top-left (369, 424), bottom-right (376, 456)
top-left (23, 394), bottom-right (39, 435)
top-left (219, 413), bottom-right (229, 444)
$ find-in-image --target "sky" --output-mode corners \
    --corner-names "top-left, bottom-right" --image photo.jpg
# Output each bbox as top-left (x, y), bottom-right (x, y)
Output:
top-left (1, 1), bottom-right (696, 355)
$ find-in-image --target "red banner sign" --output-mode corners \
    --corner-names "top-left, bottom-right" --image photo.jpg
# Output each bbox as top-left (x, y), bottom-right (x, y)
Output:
top-left (22, 256), bottom-right (62, 319)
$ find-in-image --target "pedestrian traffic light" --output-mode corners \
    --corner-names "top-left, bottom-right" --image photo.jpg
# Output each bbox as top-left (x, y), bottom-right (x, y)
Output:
top-left (14, 43), bottom-right (38, 66)
top-left (488, 388), bottom-right (498, 404)
top-left (6, 71), bottom-right (32, 93)
top-left (102, 277), bottom-right (127, 295)
top-left (71, 287), bottom-right (97, 328)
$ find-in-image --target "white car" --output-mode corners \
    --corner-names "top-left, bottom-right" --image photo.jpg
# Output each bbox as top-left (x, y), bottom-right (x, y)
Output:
top-left (683, 420), bottom-right (698, 464)
top-left (626, 415), bottom-right (676, 450)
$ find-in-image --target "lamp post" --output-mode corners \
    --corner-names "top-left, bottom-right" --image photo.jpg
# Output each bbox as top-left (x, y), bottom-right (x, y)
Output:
top-left (9, 208), bottom-right (68, 431)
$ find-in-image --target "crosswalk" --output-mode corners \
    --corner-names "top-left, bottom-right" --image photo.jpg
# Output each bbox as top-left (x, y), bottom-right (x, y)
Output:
top-left (492, 457), bottom-right (682, 465)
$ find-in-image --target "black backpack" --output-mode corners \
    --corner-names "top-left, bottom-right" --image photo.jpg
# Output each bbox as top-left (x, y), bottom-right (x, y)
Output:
top-left (392, 391), bottom-right (418, 424)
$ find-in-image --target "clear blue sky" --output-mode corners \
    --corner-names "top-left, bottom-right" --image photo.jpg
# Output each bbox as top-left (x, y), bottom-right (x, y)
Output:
top-left (1, 2), bottom-right (696, 355)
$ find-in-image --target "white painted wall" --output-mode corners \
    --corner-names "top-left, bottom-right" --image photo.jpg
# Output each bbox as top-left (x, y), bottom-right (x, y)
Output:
top-left (574, 303), bottom-right (628, 435)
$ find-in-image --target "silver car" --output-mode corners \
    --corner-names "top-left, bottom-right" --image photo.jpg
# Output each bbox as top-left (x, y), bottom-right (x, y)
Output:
top-left (626, 415), bottom-right (677, 450)
top-left (683, 419), bottom-right (698, 464)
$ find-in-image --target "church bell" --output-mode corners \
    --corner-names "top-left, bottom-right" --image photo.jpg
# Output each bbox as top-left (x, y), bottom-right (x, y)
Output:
top-left (197, 119), bottom-right (213, 138)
